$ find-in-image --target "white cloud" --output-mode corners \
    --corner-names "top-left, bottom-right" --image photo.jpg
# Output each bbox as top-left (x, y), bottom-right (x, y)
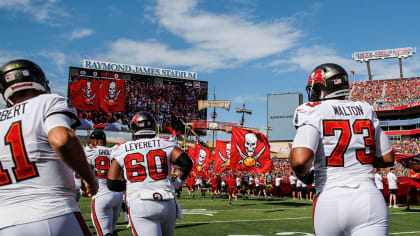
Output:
top-left (69, 28), bottom-right (93, 40)
top-left (266, 45), bottom-right (420, 81)
top-left (100, 39), bottom-right (227, 72)
top-left (0, 0), bottom-right (66, 24)
top-left (107, 5), bottom-right (122, 16)
top-left (101, 0), bottom-right (301, 72)
top-left (155, 0), bottom-right (300, 61)
top-left (38, 50), bottom-right (67, 71)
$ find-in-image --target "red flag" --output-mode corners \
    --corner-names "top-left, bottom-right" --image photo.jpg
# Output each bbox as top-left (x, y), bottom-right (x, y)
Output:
top-left (188, 145), bottom-right (196, 159)
top-left (68, 79), bottom-right (100, 111)
top-left (100, 79), bottom-right (125, 113)
top-left (192, 143), bottom-right (212, 177)
top-left (167, 126), bottom-right (181, 137)
top-left (350, 70), bottom-right (355, 75)
top-left (213, 140), bottom-right (231, 173)
top-left (394, 149), bottom-right (420, 171)
top-left (229, 126), bottom-right (272, 173)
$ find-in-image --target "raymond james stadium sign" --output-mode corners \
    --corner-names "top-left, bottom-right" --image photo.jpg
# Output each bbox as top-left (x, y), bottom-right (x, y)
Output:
top-left (82, 59), bottom-right (198, 80)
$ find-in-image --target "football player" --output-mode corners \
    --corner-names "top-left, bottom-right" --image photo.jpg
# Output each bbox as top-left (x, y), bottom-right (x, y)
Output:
top-left (289, 63), bottom-right (394, 235)
top-left (86, 130), bottom-right (123, 236)
top-left (107, 112), bottom-right (192, 236)
top-left (209, 174), bottom-right (218, 200)
top-left (242, 172), bottom-right (250, 199)
top-left (0, 59), bottom-right (98, 235)
top-left (185, 175), bottom-right (196, 198)
top-left (265, 172), bottom-right (273, 200)
top-left (227, 173), bottom-right (236, 206)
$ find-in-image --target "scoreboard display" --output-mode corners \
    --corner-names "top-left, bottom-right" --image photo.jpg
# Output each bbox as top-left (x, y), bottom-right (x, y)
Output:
top-left (67, 66), bottom-right (208, 134)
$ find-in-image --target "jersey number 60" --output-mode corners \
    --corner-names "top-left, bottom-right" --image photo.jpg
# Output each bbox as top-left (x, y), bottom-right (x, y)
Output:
top-left (124, 150), bottom-right (168, 182)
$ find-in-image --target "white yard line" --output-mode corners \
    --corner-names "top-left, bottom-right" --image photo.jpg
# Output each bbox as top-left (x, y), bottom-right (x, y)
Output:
top-left (175, 211), bottom-right (420, 225)
top-left (176, 216), bottom-right (312, 225)
top-left (390, 231), bottom-right (420, 235)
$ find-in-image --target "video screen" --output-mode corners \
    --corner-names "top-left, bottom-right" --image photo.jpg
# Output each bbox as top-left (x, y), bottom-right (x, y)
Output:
top-left (67, 67), bottom-right (208, 135)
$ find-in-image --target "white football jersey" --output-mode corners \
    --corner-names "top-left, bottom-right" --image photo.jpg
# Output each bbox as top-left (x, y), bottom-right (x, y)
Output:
top-left (0, 94), bottom-right (80, 229)
top-left (73, 170), bottom-right (82, 190)
top-left (374, 173), bottom-right (383, 189)
top-left (110, 137), bottom-right (178, 204)
top-left (293, 99), bottom-right (392, 195)
top-left (85, 145), bottom-right (113, 198)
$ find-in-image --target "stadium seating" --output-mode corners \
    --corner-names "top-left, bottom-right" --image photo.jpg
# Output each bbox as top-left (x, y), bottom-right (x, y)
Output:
top-left (349, 77), bottom-right (420, 107)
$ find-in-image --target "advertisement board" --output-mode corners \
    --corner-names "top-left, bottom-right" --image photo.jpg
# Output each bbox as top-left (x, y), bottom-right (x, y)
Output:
top-left (267, 93), bottom-right (303, 141)
top-left (67, 66), bottom-right (208, 134)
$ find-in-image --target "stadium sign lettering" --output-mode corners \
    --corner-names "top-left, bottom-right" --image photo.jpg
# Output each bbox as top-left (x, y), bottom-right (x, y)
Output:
top-left (270, 115), bottom-right (293, 119)
top-left (83, 59), bottom-right (198, 80)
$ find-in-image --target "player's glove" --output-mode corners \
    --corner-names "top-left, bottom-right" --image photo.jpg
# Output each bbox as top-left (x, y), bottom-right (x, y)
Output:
top-left (173, 177), bottom-right (184, 189)
top-left (297, 167), bottom-right (314, 185)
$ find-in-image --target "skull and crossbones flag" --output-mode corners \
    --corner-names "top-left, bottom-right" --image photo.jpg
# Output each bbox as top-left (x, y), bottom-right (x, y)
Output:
top-left (68, 78), bottom-right (100, 111)
top-left (229, 126), bottom-right (272, 173)
top-left (99, 79), bottom-right (125, 113)
top-left (213, 140), bottom-right (231, 173)
top-left (192, 142), bottom-right (212, 177)
top-left (394, 149), bottom-right (420, 171)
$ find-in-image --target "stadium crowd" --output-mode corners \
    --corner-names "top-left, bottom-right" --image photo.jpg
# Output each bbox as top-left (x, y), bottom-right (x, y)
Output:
top-left (349, 77), bottom-right (420, 107)
top-left (75, 78), bottom-right (208, 132)
top-left (169, 137), bottom-right (419, 203)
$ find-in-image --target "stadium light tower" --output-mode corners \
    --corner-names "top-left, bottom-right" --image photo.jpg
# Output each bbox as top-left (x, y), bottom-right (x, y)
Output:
top-left (352, 47), bottom-right (416, 80)
top-left (236, 102), bottom-right (252, 127)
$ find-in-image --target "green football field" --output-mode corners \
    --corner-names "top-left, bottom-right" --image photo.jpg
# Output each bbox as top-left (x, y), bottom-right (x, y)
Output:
top-left (79, 191), bottom-right (420, 236)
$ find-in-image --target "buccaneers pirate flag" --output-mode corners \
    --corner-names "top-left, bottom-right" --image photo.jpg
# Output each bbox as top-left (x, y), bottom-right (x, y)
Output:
top-left (229, 126), bottom-right (272, 173)
top-left (100, 79), bottom-right (125, 113)
top-left (68, 79), bottom-right (100, 111)
top-left (192, 143), bottom-right (212, 177)
top-left (213, 140), bottom-right (231, 173)
top-left (394, 149), bottom-right (420, 171)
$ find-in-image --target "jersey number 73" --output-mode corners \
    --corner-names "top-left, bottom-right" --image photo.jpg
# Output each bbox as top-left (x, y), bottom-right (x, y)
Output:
top-left (323, 119), bottom-right (375, 167)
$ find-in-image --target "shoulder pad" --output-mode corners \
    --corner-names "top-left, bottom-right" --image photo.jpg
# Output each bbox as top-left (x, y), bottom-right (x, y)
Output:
top-left (293, 102), bottom-right (322, 128)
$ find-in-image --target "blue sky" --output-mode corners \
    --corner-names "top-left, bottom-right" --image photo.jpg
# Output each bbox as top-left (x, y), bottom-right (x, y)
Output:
top-left (1, 0), bottom-right (420, 140)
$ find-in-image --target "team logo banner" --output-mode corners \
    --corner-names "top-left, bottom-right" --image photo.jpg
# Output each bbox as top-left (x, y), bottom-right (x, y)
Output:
top-left (213, 140), bottom-right (231, 173)
top-left (69, 79), bottom-right (100, 111)
top-left (99, 79), bottom-right (125, 113)
top-left (193, 143), bottom-right (212, 177)
top-left (229, 126), bottom-right (272, 173)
